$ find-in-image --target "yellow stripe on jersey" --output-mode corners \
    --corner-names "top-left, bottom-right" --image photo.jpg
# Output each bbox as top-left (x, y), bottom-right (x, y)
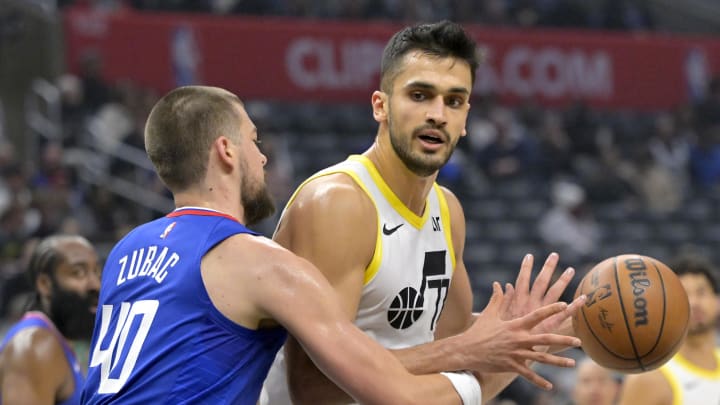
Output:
top-left (674, 350), bottom-right (720, 379)
top-left (659, 366), bottom-right (683, 405)
top-left (364, 224), bottom-right (383, 285)
top-left (434, 184), bottom-right (456, 272)
top-left (349, 155), bottom-right (430, 230)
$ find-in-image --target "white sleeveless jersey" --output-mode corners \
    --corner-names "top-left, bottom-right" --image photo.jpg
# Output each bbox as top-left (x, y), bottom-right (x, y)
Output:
top-left (261, 155), bottom-right (456, 404)
top-left (658, 349), bottom-right (720, 405)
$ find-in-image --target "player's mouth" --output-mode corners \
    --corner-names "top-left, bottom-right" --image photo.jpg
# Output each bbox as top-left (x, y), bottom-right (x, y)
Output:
top-left (416, 130), bottom-right (446, 151)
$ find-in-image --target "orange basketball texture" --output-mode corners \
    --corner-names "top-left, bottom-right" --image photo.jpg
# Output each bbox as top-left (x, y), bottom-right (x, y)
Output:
top-left (572, 254), bottom-right (689, 373)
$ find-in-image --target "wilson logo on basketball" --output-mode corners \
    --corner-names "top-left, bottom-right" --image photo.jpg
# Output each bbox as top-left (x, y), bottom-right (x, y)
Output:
top-left (626, 258), bottom-right (650, 327)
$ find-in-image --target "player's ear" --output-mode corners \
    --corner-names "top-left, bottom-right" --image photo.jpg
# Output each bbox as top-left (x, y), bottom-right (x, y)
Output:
top-left (36, 273), bottom-right (52, 297)
top-left (213, 136), bottom-right (235, 169)
top-left (372, 91), bottom-right (388, 123)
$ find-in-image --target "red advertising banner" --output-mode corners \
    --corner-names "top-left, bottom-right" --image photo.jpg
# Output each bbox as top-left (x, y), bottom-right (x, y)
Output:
top-left (63, 7), bottom-right (720, 110)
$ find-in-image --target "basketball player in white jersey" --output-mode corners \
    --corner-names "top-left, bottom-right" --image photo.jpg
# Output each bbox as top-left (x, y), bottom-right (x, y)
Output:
top-left (619, 254), bottom-right (720, 405)
top-left (262, 20), bottom-right (584, 404)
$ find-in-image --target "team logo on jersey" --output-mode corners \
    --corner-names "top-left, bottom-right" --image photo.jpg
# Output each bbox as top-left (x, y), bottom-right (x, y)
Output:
top-left (160, 222), bottom-right (177, 239)
top-left (431, 216), bottom-right (441, 231)
top-left (387, 250), bottom-right (450, 331)
top-left (382, 223), bottom-right (404, 235)
top-left (388, 287), bottom-right (425, 329)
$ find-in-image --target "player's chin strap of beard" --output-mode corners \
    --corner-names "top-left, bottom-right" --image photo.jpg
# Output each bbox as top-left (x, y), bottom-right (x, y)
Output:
top-left (440, 371), bottom-right (482, 405)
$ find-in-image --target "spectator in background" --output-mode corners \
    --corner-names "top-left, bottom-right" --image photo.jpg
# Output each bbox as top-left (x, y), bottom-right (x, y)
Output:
top-left (573, 125), bottom-right (634, 204)
top-left (648, 112), bottom-right (691, 188)
top-left (31, 143), bottom-right (77, 238)
top-left (695, 76), bottom-right (720, 130)
top-left (475, 106), bottom-right (538, 181)
top-left (0, 235), bottom-right (100, 404)
top-left (569, 356), bottom-right (621, 405)
top-left (623, 146), bottom-right (684, 214)
top-left (78, 52), bottom-right (112, 113)
top-left (535, 110), bottom-right (574, 178)
top-left (57, 74), bottom-right (88, 147)
top-left (689, 127), bottom-right (720, 189)
top-left (538, 180), bottom-right (600, 263)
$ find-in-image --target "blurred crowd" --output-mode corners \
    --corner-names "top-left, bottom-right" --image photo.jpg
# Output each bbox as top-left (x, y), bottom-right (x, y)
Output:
top-left (62, 0), bottom-right (656, 31)
top-left (2, 56), bottom-right (720, 320)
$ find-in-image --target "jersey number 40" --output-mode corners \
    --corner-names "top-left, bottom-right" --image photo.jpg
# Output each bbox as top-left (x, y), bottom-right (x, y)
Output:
top-left (89, 300), bottom-right (159, 394)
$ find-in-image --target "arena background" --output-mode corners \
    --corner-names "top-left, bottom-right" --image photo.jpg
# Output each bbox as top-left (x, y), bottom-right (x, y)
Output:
top-left (1, 0), bottom-right (719, 403)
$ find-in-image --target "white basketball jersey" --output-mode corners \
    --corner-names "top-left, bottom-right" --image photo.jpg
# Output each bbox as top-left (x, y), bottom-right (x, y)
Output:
top-left (659, 350), bottom-right (720, 405)
top-left (261, 155), bottom-right (456, 404)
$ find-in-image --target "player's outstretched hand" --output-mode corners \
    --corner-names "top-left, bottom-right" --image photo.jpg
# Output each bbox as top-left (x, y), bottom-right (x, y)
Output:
top-left (501, 253), bottom-right (572, 320)
top-left (501, 253), bottom-right (586, 339)
top-left (461, 282), bottom-right (581, 390)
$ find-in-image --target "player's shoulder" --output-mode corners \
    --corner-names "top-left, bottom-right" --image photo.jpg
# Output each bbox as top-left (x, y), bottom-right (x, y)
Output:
top-left (289, 172), bottom-right (374, 219)
top-left (619, 368), bottom-right (672, 405)
top-left (216, 233), bottom-right (303, 269)
top-left (297, 172), bottom-right (370, 203)
top-left (2, 326), bottom-right (66, 369)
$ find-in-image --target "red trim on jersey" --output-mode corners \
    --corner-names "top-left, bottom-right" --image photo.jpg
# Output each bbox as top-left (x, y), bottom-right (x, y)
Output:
top-left (167, 209), bottom-right (240, 223)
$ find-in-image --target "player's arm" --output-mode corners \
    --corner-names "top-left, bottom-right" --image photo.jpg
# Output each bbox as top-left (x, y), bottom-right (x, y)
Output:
top-left (618, 370), bottom-right (673, 405)
top-left (0, 328), bottom-right (71, 405)
top-left (203, 232), bottom-right (463, 405)
top-left (273, 175), bottom-right (376, 403)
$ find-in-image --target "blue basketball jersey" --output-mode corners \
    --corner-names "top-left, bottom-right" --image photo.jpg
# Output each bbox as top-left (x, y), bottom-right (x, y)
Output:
top-left (82, 207), bottom-right (287, 404)
top-left (0, 312), bottom-right (85, 405)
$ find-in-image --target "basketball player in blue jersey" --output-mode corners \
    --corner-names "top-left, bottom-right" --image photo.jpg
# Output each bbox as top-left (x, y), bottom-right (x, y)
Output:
top-left (0, 235), bottom-right (100, 404)
top-left (81, 85), bottom-right (582, 405)
top-left (619, 254), bottom-right (720, 405)
top-left (262, 20), bottom-right (586, 404)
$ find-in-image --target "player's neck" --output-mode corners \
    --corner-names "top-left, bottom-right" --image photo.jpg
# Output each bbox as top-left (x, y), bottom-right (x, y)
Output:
top-left (680, 331), bottom-right (717, 370)
top-left (364, 141), bottom-right (435, 216)
top-left (173, 189), bottom-right (244, 224)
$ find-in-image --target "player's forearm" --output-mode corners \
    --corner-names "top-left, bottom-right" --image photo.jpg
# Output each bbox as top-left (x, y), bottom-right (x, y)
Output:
top-left (389, 332), bottom-right (472, 374)
top-left (289, 361), bottom-right (467, 405)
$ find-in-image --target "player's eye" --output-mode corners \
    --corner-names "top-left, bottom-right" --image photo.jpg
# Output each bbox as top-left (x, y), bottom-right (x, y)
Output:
top-left (410, 91), bottom-right (427, 101)
top-left (72, 267), bottom-right (89, 278)
top-left (447, 96), bottom-right (465, 108)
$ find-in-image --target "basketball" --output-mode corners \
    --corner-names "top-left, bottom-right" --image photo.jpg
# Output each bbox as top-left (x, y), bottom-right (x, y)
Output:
top-left (572, 254), bottom-right (689, 373)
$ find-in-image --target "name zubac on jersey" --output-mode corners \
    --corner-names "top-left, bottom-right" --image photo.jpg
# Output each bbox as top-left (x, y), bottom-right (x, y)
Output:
top-left (116, 246), bottom-right (180, 286)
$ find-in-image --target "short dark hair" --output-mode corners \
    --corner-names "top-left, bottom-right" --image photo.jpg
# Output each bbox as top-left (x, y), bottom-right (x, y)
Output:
top-left (144, 86), bottom-right (243, 192)
top-left (380, 20), bottom-right (479, 93)
top-left (670, 253), bottom-right (719, 294)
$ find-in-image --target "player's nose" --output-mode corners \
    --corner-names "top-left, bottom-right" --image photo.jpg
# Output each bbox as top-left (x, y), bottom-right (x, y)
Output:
top-left (87, 269), bottom-right (101, 290)
top-left (425, 97), bottom-right (447, 127)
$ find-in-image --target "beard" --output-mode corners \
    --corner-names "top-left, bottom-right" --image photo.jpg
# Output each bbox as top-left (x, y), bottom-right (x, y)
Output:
top-left (387, 112), bottom-right (456, 177)
top-left (687, 319), bottom-right (716, 336)
top-left (48, 281), bottom-right (98, 341)
top-left (241, 174), bottom-right (276, 226)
